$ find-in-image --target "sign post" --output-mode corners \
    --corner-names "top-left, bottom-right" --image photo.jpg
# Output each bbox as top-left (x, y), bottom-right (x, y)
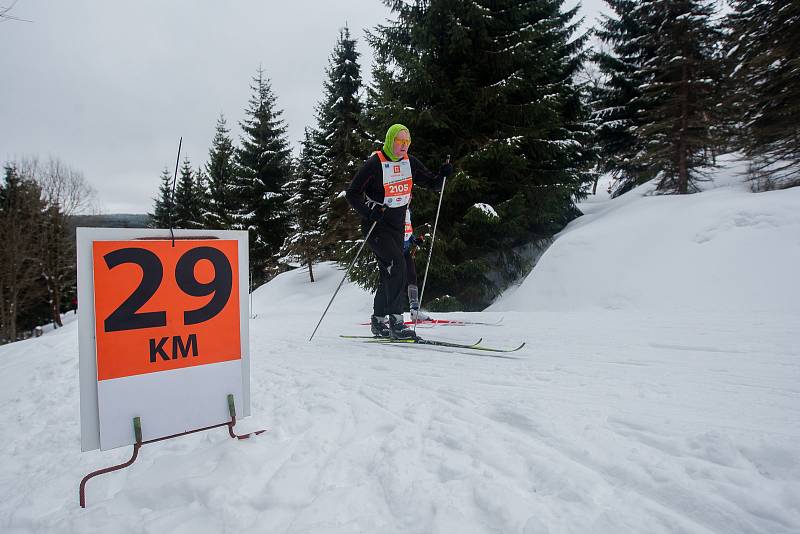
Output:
top-left (76, 228), bottom-right (264, 507)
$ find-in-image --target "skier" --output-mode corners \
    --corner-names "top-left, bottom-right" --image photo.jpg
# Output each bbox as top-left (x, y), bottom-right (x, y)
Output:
top-left (403, 204), bottom-right (432, 322)
top-left (346, 123), bottom-right (452, 339)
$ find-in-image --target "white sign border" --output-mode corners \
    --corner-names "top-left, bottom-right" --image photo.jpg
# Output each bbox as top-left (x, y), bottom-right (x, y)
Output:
top-left (77, 227), bottom-right (251, 452)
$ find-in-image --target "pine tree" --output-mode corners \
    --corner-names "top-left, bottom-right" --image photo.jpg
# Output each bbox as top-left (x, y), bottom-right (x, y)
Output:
top-left (149, 167), bottom-right (173, 228)
top-left (39, 203), bottom-right (72, 327)
top-left (173, 157), bottom-right (205, 229)
top-left (0, 165), bottom-right (47, 342)
top-left (592, 0), bottom-right (656, 196)
top-left (725, 0), bottom-right (800, 190)
top-left (315, 27), bottom-right (371, 255)
top-left (280, 129), bottom-right (329, 282)
top-left (204, 114), bottom-right (239, 230)
top-left (194, 166), bottom-right (210, 227)
top-left (237, 67), bottom-right (292, 285)
top-left (363, 0), bottom-right (595, 309)
top-left (17, 156), bottom-right (93, 330)
top-left (633, 0), bottom-right (722, 194)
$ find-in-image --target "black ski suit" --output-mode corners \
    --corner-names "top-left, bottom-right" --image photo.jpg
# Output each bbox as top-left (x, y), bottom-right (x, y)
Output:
top-left (346, 151), bottom-right (443, 317)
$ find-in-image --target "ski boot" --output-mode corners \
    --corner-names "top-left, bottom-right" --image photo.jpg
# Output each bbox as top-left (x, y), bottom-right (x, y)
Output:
top-left (389, 314), bottom-right (418, 340)
top-left (408, 284), bottom-right (431, 323)
top-left (370, 315), bottom-right (391, 338)
top-left (410, 306), bottom-right (432, 322)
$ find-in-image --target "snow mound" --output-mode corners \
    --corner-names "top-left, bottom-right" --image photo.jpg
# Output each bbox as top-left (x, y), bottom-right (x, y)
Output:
top-left (251, 261), bottom-right (371, 317)
top-left (491, 156), bottom-right (800, 314)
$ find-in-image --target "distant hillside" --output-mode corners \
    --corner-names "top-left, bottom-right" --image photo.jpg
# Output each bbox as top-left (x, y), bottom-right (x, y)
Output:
top-left (70, 213), bottom-right (150, 229)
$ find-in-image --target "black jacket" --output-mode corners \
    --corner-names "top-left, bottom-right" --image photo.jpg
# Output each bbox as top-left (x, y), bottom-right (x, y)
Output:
top-left (346, 151), bottom-right (444, 232)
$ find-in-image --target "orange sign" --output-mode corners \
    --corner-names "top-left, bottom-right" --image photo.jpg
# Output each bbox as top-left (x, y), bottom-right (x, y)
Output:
top-left (92, 239), bottom-right (241, 381)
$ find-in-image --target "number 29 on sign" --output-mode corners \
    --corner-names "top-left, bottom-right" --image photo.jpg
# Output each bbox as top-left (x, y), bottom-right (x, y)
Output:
top-left (92, 240), bottom-right (241, 381)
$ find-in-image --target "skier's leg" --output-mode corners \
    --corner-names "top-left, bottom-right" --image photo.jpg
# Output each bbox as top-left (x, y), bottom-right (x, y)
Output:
top-left (367, 225), bottom-right (413, 339)
top-left (405, 249), bottom-right (420, 314)
top-left (384, 234), bottom-right (417, 339)
top-left (405, 248), bottom-right (430, 321)
top-left (383, 231), bottom-right (407, 316)
top-left (366, 226), bottom-right (395, 336)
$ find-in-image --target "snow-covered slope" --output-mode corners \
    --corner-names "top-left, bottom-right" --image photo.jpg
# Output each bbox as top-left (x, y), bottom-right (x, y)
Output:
top-left (1, 157), bottom-right (798, 533)
top-left (491, 156), bottom-right (800, 314)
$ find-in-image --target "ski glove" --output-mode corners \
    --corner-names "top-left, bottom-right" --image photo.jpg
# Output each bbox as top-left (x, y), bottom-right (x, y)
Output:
top-left (368, 206), bottom-right (385, 224)
top-left (438, 162), bottom-right (453, 178)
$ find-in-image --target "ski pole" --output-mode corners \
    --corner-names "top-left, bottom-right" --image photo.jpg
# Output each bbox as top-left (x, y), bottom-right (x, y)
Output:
top-left (168, 137), bottom-right (182, 247)
top-left (309, 221), bottom-right (378, 341)
top-left (415, 155), bottom-right (449, 332)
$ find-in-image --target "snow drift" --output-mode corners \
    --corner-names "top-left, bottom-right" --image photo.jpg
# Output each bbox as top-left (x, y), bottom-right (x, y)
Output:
top-left (491, 156), bottom-right (800, 315)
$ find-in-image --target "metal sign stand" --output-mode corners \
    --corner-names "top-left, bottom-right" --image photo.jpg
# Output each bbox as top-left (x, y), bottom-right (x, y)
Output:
top-left (79, 394), bottom-right (266, 508)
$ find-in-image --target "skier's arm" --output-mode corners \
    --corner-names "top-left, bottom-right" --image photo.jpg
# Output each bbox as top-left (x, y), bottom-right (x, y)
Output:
top-left (346, 154), bottom-right (381, 219)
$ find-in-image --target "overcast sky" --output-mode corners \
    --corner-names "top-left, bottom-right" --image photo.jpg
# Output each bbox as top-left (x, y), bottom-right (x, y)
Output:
top-left (1, 0), bottom-right (608, 214)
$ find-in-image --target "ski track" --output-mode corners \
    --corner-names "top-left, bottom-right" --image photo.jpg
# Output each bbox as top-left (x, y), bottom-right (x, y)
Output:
top-left (261, 310), bottom-right (800, 534)
top-left (1, 309), bottom-right (798, 533)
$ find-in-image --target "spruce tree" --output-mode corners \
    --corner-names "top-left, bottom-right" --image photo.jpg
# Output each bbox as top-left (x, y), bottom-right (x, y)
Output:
top-left (280, 129), bottom-right (328, 282)
top-left (173, 157), bottom-right (206, 229)
top-left (204, 114), bottom-right (238, 230)
top-left (39, 203), bottom-right (72, 327)
top-left (364, 0), bottom-right (595, 309)
top-left (20, 157), bottom-right (93, 329)
top-left (194, 166), bottom-right (210, 227)
top-left (237, 67), bottom-right (292, 284)
top-left (172, 158), bottom-right (193, 228)
top-left (149, 167), bottom-right (173, 228)
top-left (725, 0), bottom-right (800, 189)
top-left (315, 27), bottom-right (371, 255)
top-left (632, 0), bottom-right (722, 194)
top-left (593, 0), bottom-right (656, 196)
top-left (0, 165), bottom-right (47, 342)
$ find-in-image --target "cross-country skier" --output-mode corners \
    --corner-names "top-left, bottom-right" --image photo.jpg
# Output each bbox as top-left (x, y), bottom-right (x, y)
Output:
top-left (346, 123), bottom-right (452, 339)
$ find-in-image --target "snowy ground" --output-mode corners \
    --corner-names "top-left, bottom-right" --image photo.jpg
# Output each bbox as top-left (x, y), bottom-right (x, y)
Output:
top-left (1, 158), bottom-right (799, 533)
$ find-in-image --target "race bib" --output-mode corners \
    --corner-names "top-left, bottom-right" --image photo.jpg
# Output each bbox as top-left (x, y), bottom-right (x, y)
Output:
top-left (377, 153), bottom-right (412, 208)
top-left (404, 208), bottom-right (413, 241)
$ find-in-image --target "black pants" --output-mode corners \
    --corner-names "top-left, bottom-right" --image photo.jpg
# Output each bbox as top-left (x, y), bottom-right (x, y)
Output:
top-left (365, 222), bottom-right (407, 317)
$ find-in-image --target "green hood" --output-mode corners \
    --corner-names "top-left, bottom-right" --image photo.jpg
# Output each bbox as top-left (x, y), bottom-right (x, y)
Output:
top-left (382, 123), bottom-right (410, 161)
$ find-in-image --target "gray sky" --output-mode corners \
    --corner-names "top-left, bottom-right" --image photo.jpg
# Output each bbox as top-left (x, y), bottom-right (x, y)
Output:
top-left (1, 0), bottom-right (607, 214)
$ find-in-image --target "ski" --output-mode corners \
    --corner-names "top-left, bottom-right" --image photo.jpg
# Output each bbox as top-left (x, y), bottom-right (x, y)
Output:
top-left (406, 317), bottom-right (504, 326)
top-left (340, 334), bottom-right (483, 349)
top-left (340, 335), bottom-right (525, 353)
top-left (358, 316), bottom-right (504, 327)
top-left (461, 341), bottom-right (525, 353)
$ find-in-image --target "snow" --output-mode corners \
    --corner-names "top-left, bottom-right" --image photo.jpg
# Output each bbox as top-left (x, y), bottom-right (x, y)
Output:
top-left (491, 154), bottom-right (800, 315)
top-left (1, 157), bottom-right (799, 533)
top-left (473, 203), bottom-right (498, 218)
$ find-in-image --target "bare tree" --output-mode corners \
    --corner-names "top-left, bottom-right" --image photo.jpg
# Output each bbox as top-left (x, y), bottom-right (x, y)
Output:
top-left (0, 1), bottom-right (32, 24)
top-left (23, 156), bottom-right (95, 215)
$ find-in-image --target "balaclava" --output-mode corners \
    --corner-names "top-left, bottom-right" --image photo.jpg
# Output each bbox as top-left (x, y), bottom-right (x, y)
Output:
top-left (382, 123), bottom-right (410, 161)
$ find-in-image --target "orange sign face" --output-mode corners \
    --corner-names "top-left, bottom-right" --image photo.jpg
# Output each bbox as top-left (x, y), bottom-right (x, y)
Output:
top-left (92, 240), bottom-right (241, 381)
